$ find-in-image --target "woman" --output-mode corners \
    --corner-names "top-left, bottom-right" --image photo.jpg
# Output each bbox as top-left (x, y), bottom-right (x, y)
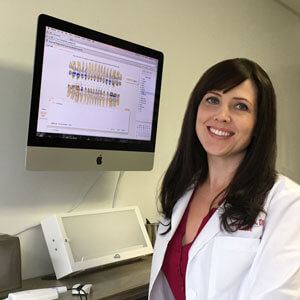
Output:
top-left (149, 58), bottom-right (300, 299)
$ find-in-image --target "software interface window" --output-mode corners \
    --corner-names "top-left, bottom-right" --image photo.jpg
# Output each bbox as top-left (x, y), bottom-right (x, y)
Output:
top-left (37, 27), bottom-right (159, 141)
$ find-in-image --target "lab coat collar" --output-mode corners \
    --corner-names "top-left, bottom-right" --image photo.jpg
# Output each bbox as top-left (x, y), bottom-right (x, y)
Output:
top-left (150, 188), bottom-right (194, 291)
top-left (157, 187), bottom-right (223, 256)
top-left (157, 188), bottom-right (194, 238)
top-left (189, 205), bottom-right (222, 260)
top-left (151, 188), bottom-right (222, 294)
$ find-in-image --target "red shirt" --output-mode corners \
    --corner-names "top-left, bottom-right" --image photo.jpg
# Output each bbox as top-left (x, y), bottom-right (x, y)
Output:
top-left (162, 201), bottom-right (218, 300)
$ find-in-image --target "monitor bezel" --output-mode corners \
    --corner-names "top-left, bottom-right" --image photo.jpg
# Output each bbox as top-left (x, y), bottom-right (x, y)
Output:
top-left (27, 14), bottom-right (163, 153)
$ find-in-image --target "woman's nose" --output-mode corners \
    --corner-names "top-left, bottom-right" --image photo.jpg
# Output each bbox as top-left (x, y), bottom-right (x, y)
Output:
top-left (213, 106), bottom-right (231, 123)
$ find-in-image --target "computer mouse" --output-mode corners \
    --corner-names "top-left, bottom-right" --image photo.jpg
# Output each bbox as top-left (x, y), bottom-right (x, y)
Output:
top-left (82, 284), bottom-right (92, 294)
top-left (72, 283), bottom-right (93, 295)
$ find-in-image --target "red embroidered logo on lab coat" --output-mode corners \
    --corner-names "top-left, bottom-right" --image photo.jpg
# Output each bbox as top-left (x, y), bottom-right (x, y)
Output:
top-left (238, 218), bottom-right (265, 231)
top-left (255, 218), bottom-right (265, 226)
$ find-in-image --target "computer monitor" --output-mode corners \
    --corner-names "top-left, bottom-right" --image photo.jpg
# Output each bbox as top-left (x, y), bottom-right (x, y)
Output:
top-left (26, 14), bottom-right (163, 171)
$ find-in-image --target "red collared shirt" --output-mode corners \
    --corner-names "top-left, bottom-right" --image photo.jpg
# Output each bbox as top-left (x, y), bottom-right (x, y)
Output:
top-left (162, 201), bottom-right (218, 300)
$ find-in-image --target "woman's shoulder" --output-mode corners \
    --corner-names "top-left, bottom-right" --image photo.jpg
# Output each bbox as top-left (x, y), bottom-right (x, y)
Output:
top-left (266, 174), bottom-right (300, 209)
top-left (274, 174), bottom-right (300, 194)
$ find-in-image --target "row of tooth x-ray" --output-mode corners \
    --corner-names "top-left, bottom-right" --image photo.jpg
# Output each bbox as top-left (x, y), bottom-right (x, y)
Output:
top-left (67, 59), bottom-right (122, 107)
top-left (67, 84), bottom-right (120, 107)
top-left (69, 60), bottom-right (122, 87)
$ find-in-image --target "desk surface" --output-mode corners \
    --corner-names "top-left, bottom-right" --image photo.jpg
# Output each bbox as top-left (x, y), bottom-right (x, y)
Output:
top-left (1, 256), bottom-right (152, 300)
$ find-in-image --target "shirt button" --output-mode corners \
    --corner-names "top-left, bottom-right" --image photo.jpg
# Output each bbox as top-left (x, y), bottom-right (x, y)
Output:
top-left (186, 289), bottom-right (196, 299)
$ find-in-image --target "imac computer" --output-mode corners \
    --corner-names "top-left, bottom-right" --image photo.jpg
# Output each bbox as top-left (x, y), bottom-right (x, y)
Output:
top-left (26, 14), bottom-right (163, 171)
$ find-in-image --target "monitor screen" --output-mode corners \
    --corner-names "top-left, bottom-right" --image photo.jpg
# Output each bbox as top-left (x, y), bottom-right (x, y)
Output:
top-left (26, 15), bottom-right (163, 171)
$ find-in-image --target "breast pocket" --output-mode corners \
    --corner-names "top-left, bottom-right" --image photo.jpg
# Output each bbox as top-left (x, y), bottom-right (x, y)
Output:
top-left (208, 236), bottom-right (260, 299)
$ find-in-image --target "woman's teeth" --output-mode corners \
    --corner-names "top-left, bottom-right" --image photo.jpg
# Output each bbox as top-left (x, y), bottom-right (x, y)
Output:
top-left (209, 127), bottom-right (231, 137)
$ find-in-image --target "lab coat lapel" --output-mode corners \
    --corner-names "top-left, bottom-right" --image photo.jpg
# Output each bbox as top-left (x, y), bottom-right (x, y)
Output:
top-left (157, 188), bottom-right (194, 238)
top-left (151, 188), bottom-right (194, 288)
top-left (188, 206), bottom-right (222, 260)
top-left (169, 188), bottom-right (194, 236)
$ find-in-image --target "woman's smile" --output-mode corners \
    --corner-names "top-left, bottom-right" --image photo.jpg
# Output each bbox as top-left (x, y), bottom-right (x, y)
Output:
top-left (207, 126), bottom-right (235, 138)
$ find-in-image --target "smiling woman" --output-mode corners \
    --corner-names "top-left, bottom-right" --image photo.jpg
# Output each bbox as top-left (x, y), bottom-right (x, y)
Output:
top-left (149, 58), bottom-right (300, 300)
top-left (196, 79), bottom-right (257, 160)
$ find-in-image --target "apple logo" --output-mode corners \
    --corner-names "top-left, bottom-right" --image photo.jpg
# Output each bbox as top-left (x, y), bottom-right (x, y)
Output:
top-left (96, 155), bottom-right (103, 165)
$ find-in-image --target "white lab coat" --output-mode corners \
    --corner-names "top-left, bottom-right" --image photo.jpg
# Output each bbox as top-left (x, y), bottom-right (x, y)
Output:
top-left (149, 175), bottom-right (300, 300)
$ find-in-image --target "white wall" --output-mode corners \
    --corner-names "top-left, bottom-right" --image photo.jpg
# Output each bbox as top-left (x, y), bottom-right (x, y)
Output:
top-left (0, 0), bottom-right (299, 279)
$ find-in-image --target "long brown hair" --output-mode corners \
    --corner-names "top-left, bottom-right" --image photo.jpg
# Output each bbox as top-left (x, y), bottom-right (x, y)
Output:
top-left (160, 58), bottom-right (277, 233)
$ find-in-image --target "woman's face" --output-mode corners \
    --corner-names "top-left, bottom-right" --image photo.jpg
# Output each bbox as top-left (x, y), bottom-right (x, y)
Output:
top-left (195, 79), bottom-right (257, 160)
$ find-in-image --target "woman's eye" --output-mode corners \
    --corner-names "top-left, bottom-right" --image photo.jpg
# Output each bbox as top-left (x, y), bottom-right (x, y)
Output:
top-left (235, 103), bottom-right (248, 111)
top-left (206, 97), bottom-right (219, 105)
